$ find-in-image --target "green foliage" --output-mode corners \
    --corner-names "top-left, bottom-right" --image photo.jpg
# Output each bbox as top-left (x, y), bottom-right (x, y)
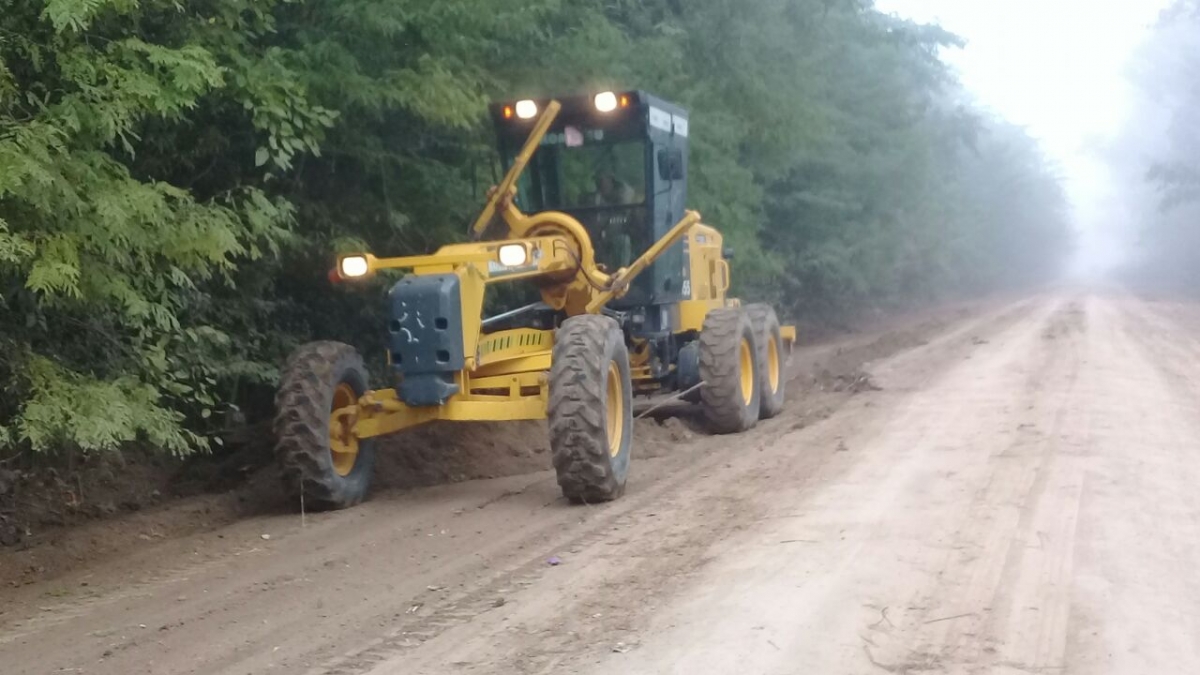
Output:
top-left (0, 0), bottom-right (293, 457)
top-left (20, 356), bottom-right (200, 455)
top-left (0, 0), bottom-right (1071, 460)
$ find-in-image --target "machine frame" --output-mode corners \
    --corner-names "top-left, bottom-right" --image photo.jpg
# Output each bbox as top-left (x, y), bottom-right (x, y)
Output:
top-left (279, 92), bottom-right (796, 509)
top-left (329, 100), bottom-right (710, 462)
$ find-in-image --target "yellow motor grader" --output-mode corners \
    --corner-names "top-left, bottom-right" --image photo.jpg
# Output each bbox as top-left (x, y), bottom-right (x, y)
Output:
top-left (273, 91), bottom-right (795, 509)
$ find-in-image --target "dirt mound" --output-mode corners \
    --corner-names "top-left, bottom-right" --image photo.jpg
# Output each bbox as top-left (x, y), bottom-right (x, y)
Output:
top-left (374, 420), bottom-right (550, 489)
top-left (0, 411), bottom-right (699, 587)
top-left (812, 368), bottom-right (883, 393)
top-left (0, 451), bottom-right (188, 549)
top-left (374, 416), bottom-right (691, 487)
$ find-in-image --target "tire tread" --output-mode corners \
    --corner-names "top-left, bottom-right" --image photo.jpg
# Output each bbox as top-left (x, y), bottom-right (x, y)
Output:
top-left (548, 315), bottom-right (629, 503)
top-left (699, 308), bottom-right (760, 434)
top-left (273, 341), bottom-right (372, 510)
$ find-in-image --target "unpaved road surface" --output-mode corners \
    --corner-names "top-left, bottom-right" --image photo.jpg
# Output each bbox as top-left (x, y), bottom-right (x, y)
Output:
top-left (4, 290), bottom-right (1200, 674)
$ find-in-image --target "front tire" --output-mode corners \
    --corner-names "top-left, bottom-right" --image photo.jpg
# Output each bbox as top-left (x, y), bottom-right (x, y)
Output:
top-left (699, 308), bottom-right (762, 434)
top-left (548, 315), bottom-right (633, 503)
top-left (273, 341), bottom-right (377, 511)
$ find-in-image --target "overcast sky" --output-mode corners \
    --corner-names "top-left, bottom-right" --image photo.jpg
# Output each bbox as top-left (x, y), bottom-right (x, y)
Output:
top-left (874, 0), bottom-right (1173, 276)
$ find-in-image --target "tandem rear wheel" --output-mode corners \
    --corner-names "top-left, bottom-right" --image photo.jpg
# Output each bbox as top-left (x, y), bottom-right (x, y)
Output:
top-left (699, 307), bottom-right (763, 434)
top-left (746, 304), bottom-right (787, 419)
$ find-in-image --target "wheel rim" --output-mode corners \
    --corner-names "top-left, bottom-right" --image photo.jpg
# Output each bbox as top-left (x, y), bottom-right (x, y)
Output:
top-left (605, 361), bottom-right (624, 458)
top-left (329, 383), bottom-right (359, 477)
top-left (739, 338), bottom-right (754, 403)
top-left (767, 334), bottom-right (780, 394)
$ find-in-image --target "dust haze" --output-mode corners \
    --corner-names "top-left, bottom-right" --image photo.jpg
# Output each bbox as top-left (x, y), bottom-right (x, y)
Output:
top-left (881, 0), bottom-right (1200, 295)
top-left (1091, 1), bottom-right (1200, 292)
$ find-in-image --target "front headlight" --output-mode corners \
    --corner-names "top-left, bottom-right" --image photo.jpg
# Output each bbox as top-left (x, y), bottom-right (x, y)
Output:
top-left (339, 255), bottom-right (370, 278)
top-left (497, 244), bottom-right (529, 267)
top-left (594, 91), bottom-right (618, 113)
top-left (514, 100), bottom-right (538, 120)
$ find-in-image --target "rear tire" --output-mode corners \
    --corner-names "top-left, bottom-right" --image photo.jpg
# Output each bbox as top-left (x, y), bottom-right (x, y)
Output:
top-left (274, 341), bottom-right (377, 511)
top-left (699, 308), bottom-right (762, 434)
top-left (548, 315), bottom-right (633, 503)
top-left (747, 304), bottom-right (786, 419)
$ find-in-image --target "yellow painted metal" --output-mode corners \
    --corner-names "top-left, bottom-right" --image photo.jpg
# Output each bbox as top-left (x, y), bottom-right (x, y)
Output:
top-left (349, 320), bottom-right (554, 440)
top-left (739, 338), bottom-right (754, 404)
top-left (329, 383), bottom-right (360, 476)
top-left (779, 325), bottom-right (797, 358)
top-left (463, 97), bottom-right (702, 320)
top-left (585, 210), bottom-right (702, 313)
top-left (501, 203), bottom-right (596, 243)
top-left (358, 251), bottom-right (490, 275)
top-left (628, 339), bottom-right (657, 389)
top-left (631, 365), bottom-right (656, 385)
top-left (628, 338), bottom-right (651, 368)
top-left (467, 371), bottom-right (546, 393)
top-left (352, 390), bottom-right (549, 439)
top-left (685, 223), bottom-right (725, 302)
top-left (355, 405), bottom-right (439, 438)
top-left (343, 236), bottom-right (577, 279)
top-left (336, 98), bottom-right (697, 332)
top-left (717, 259), bottom-right (732, 293)
top-left (435, 396), bottom-right (548, 420)
top-left (471, 101), bottom-right (563, 237)
top-left (766, 333), bottom-right (781, 394)
top-left (677, 299), bottom-right (725, 333)
top-left (323, 95), bottom-right (798, 443)
top-left (496, 204), bottom-right (610, 315)
top-left (670, 219), bottom-right (738, 332)
top-left (627, 339), bottom-right (656, 388)
top-left (458, 265), bottom-right (487, 371)
top-left (605, 362), bottom-right (624, 457)
top-left (473, 353), bottom-right (553, 379)
top-left (477, 328), bottom-right (554, 365)
top-left (347, 237), bottom-right (575, 373)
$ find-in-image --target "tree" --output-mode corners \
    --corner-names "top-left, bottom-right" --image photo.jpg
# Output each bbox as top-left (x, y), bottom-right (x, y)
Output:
top-left (0, 0), bottom-right (1072, 461)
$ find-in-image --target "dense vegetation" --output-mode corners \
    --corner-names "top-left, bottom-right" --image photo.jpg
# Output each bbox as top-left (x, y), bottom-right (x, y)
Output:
top-left (0, 0), bottom-right (1071, 460)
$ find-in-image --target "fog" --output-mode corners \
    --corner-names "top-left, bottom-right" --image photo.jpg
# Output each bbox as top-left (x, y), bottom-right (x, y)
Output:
top-left (877, 0), bottom-right (1200, 287)
top-left (1102, 2), bottom-right (1200, 290)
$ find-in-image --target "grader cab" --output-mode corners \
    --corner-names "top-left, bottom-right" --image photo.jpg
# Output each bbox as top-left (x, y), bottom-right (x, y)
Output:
top-left (273, 91), bottom-right (796, 510)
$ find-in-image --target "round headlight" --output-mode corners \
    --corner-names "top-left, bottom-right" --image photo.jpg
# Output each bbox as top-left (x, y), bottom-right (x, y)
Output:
top-left (339, 255), bottom-right (370, 278)
top-left (515, 100), bottom-right (538, 119)
top-left (594, 91), bottom-right (618, 113)
top-left (497, 244), bottom-right (529, 267)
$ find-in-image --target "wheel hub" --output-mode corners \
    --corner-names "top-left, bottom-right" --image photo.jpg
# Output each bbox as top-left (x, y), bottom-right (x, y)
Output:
top-left (329, 383), bottom-right (360, 476)
top-left (605, 362), bottom-right (624, 458)
top-left (739, 338), bottom-right (754, 403)
top-left (767, 335), bottom-right (780, 394)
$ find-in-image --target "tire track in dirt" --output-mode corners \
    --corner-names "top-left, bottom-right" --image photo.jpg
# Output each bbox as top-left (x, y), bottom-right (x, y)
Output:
top-left (1061, 294), bottom-right (1200, 674)
top-left (349, 301), bottom-right (1044, 675)
top-left (826, 296), bottom-right (1083, 674)
top-left (0, 297), bottom-right (1037, 675)
top-left (927, 298), bottom-right (1086, 673)
top-left (552, 294), bottom-right (1092, 675)
top-left (562, 291), bottom-right (1200, 675)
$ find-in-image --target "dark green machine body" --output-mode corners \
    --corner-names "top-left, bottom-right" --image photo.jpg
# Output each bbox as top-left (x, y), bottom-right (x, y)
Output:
top-left (490, 91), bottom-right (691, 332)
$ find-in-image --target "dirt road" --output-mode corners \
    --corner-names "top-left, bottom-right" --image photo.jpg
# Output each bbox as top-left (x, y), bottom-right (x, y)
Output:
top-left (4, 290), bottom-right (1200, 674)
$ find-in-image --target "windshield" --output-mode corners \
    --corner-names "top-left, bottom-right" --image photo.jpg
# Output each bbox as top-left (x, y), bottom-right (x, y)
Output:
top-left (514, 131), bottom-right (646, 212)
